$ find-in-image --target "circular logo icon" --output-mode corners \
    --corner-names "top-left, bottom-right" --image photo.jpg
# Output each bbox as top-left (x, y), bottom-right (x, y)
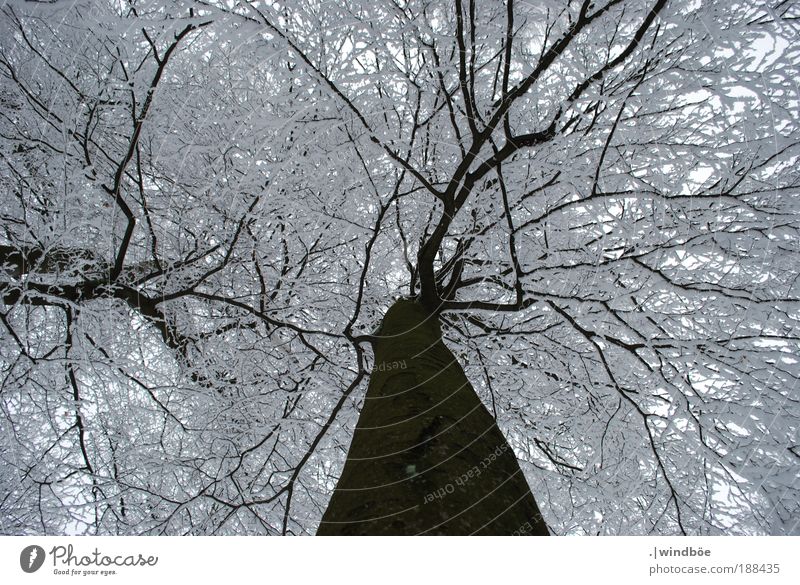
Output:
top-left (20, 545), bottom-right (45, 573)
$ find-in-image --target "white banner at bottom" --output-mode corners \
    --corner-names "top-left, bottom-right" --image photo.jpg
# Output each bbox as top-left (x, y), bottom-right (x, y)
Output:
top-left (1, 536), bottom-right (797, 584)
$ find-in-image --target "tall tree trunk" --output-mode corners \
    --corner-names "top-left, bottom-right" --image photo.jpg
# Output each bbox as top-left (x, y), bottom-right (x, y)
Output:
top-left (318, 299), bottom-right (549, 535)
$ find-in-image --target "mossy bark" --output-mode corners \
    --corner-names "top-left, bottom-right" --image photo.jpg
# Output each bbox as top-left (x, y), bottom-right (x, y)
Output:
top-left (317, 299), bottom-right (548, 535)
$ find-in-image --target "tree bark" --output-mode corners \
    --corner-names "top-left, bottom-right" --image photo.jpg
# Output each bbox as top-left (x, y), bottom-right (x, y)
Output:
top-left (318, 299), bottom-right (549, 535)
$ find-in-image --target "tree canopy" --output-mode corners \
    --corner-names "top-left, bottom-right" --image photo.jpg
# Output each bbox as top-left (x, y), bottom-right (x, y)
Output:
top-left (0, 0), bottom-right (798, 535)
